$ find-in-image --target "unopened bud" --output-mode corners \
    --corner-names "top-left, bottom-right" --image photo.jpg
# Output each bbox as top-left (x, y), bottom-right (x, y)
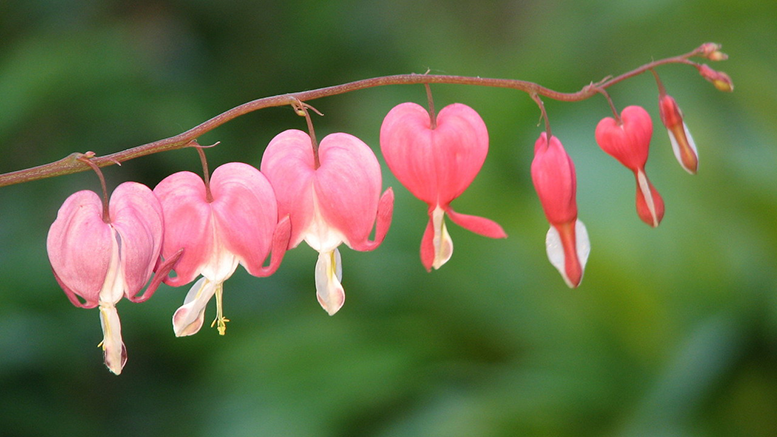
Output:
top-left (659, 95), bottom-right (698, 174)
top-left (698, 64), bottom-right (734, 92)
top-left (698, 43), bottom-right (728, 61)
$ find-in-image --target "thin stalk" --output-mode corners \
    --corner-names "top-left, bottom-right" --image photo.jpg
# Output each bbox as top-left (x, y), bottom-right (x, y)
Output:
top-left (0, 44), bottom-right (711, 188)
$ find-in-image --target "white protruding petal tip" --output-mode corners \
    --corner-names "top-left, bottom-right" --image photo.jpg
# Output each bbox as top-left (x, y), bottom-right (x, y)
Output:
top-left (431, 207), bottom-right (453, 270)
top-left (667, 124), bottom-right (698, 174)
top-left (575, 220), bottom-right (591, 271)
top-left (315, 248), bottom-right (345, 315)
top-left (172, 277), bottom-right (215, 337)
top-left (99, 304), bottom-right (126, 375)
top-left (545, 220), bottom-right (590, 288)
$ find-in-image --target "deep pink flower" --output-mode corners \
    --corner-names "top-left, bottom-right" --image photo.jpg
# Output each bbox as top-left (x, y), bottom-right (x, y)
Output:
top-left (261, 129), bottom-right (394, 315)
top-left (531, 133), bottom-right (590, 288)
top-left (153, 162), bottom-right (290, 336)
top-left (658, 94), bottom-right (698, 174)
top-left (47, 182), bottom-right (165, 375)
top-left (379, 102), bottom-right (506, 271)
top-left (595, 105), bottom-right (665, 227)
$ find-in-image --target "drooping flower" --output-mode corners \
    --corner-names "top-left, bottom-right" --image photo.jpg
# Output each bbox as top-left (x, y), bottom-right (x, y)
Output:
top-left (658, 94), bottom-right (699, 174)
top-left (47, 182), bottom-right (166, 375)
top-left (261, 129), bottom-right (394, 315)
top-left (153, 162), bottom-right (290, 336)
top-left (595, 105), bottom-right (665, 227)
top-left (531, 132), bottom-right (590, 288)
top-left (379, 102), bottom-right (506, 271)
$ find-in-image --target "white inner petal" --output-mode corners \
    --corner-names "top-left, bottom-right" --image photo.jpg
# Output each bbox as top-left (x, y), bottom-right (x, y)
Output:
top-left (575, 220), bottom-right (591, 270)
top-left (431, 206), bottom-right (453, 270)
top-left (636, 170), bottom-right (658, 227)
top-left (99, 304), bottom-right (126, 375)
top-left (667, 125), bottom-right (699, 174)
top-left (172, 276), bottom-right (219, 337)
top-left (545, 225), bottom-right (565, 280)
top-left (545, 220), bottom-right (590, 288)
top-left (200, 215), bottom-right (239, 283)
top-left (99, 227), bottom-right (125, 305)
top-left (314, 248), bottom-right (345, 315)
top-left (303, 190), bottom-right (346, 253)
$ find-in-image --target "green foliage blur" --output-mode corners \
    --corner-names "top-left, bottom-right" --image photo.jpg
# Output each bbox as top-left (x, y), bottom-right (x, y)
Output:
top-left (1, 0), bottom-right (776, 436)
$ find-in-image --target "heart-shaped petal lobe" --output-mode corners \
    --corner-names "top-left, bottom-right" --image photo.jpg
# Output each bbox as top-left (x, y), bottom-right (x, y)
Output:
top-left (380, 102), bottom-right (489, 205)
top-left (262, 129), bottom-right (392, 253)
top-left (595, 105), bottom-right (653, 172)
top-left (47, 190), bottom-right (113, 308)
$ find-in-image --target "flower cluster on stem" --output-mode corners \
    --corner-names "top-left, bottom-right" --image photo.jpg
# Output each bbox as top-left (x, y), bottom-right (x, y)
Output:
top-left (38, 43), bottom-right (732, 372)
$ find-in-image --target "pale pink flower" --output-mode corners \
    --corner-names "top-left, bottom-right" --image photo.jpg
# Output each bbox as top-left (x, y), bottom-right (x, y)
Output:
top-left (154, 162), bottom-right (290, 336)
top-left (261, 129), bottom-right (394, 315)
top-left (47, 182), bottom-right (165, 375)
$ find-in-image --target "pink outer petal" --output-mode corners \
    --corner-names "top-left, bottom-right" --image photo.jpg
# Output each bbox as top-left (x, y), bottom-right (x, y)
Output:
top-left (444, 207), bottom-right (507, 239)
top-left (315, 133), bottom-right (390, 250)
top-left (634, 169), bottom-right (665, 227)
top-left (419, 217), bottom-right (436, 271)
top-left (380, 102), bottom-right (488, 205)
top-left (531, 133), bottom-right (578, 225)
top-left (261, 129), bottom-right (316, 249)
top-left (109, 182), bottom-right (164, 299)
top-left (47, 190), bottom-right (112, 308)
top-left (347, 188), bottom-right (393, 252)
top-left (555, 221), bottom-right (583, 288)
top-left (209, 163), bottom-right (281, 276)
top-left (130, 248), bottom-right (183, 303)
top-left (153, 171), bottom-right (214, 286)
top-left (594, 106), bottom-right (653, 171)
top-left (262, 130), bottom-right (393, 253)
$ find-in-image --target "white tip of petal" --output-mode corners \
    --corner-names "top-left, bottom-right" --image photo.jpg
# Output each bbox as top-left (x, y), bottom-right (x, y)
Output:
top-left (667, 124), bottom-right (698, 174)
top-left (575, 220), bottom-right (591, 270)
top-left (545, 220), bottom-right (590, 288)
top-left (315, 248), bottom-right (345, 315)
top-left (432, 207), bottom-right (453, 270)
top-left (99, 304), bottom-right (127, 375)
top-left (172, 277), bottom-right (216, 337)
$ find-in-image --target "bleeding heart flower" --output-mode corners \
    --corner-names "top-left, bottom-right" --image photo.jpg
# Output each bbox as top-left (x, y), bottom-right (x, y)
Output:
top-left (531, 132), bottom-right (590, 288)
top-left (595, 105), bottom-right (665, 227)
top-left (261, 129), bottom-right (394, 315)
top-left (47, 182), bottom-right (166, 375)
top-left (658, 94), bottom-right (698, 174)
top-left (379, 102), bottom-right (506, 271)
top-left (153, 162), bottom-right (290, 336)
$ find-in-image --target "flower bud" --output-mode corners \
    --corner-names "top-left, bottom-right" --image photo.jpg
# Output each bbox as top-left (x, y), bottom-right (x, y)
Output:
top-left (531, 133), bottom-right (590, 288)
top-left (658, 94), bottom-right (698, 174)
top-left (698, 64), bottom-right (734, 92)
top-left (698, 43), bottom-right (728, 61)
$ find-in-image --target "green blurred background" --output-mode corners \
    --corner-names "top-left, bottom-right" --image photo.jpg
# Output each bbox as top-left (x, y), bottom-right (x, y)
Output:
top-left (1, 0), bottom-right (776, 436)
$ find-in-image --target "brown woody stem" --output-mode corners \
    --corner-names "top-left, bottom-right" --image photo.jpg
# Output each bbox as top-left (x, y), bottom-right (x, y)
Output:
top-left (0, 45), bottom-right (711, 188)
